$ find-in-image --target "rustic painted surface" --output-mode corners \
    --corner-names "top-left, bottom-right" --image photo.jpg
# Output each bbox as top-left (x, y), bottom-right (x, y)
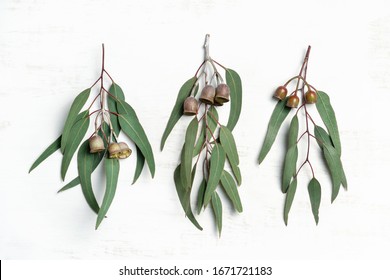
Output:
top-left (0, 0), bottom-right (390, 259)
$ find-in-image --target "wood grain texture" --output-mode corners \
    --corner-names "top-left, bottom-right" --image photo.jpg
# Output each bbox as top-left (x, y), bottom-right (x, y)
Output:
top-left (1, 0), bottom-right (390, 260)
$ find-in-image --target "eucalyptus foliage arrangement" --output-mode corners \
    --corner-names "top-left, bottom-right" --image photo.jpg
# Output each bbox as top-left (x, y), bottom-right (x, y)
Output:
top-left (29, 44), bottom-right (155, 229)
top-left (258, 46), bottom-right (347, 225)
top-left (161, 35), bottom-right (242, 235)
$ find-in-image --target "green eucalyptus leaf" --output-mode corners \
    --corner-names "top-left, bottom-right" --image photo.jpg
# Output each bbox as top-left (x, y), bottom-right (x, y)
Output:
top-left (220, 170), bottom-right (242, 212)
top-left (61, 88), bottom-right (91, 153)
top-left (225, 68), bottom-right (242, 132)
top-left (180, 117), bottom-right (198, 189)
top-left (58, 122), bottom-right (110, 193)
top-left (206, 107), bottom-right (218, 140)
top-left (61, 111), bottom-right (90, 180)
top-left (282, 116), bottom-right (299, 193)
top-left (308, 178), bottom-right (321, 225)
top-left (193, 123), bottom-right (205, 157)
top-left (174, 165), bottom-right (203, 230)
top-left (30, 110), bottom-right (90, 173)
top-left (203, 144), bottom-right (226, 206)
top-left (315, 126), bottom-right (347, 201)
top-left (132, 146), bottom-right (145, 185)
top-left (108, 83), bottom-right (125, 136)
top-left (316, 91), bottom-right (342, 155)
top-left (118, 114), bottom-right (155, 177)
top-left (161, 77), bottom-right (197, 150)
top-left (323, 142), bottom-right (347, 202)
top-left (116, 99), bottom-right (138, 118)
top-left (196, 179), bottom-right (207, 214)
top-left (96, 158), bottom-right (119, 229)
top-left (77, 140), bottom-right (100, 214)
top-left (220, 125), bottom-right (239, 165)
top-left (258, 99), bottom-right (291, 164)
top-left (283, 178), bottom-right (297, 226)
top-left (211, 192), bottom-right (223, 237)
top-left (314, 125), bottom-right (332, 148)
top-left (230, 161), bottom-right (242, 186)
top-left (29, 136), bottom-right (61, 173)
top-left (282, 145), bottom-right (298, 193)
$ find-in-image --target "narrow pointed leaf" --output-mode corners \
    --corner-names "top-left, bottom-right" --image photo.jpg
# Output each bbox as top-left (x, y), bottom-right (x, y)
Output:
top-left (174, 165), bottom-right (203, 230)
top-left (78, 141), bottom-right (100, 214)
top-left (108, 83), bottom-right (125, 136)
top-left (308, 178), bottom-right (321, 225)
top-left (193, 124), bottom-right (205, 157)
top-left (206, 107), bottom-right (218, 140)
top-left (61, 88), bottom-right (91, 153)
top-left (203, 144), bottom-right (226, 206)
top-left (180, 117), bottom-right (198, 189)
top-left (29, 136), bottom-right (61, 173)
top-left (118, 114), bottom-right (155, 177)
top-left (96, 158), bottom-right (119, 229)
top-left (284, 178), bottom-right (297, 226)
top-left (315, 126), bottom-right (348, 200)
top-left (61, 112), bottom-right (90, 180)
top-left (211, 192), bottom-right (223, 236)
top-left (315, 125), bottom-right (347, 190)
top-left (132, 147), bottom-right (145, 185)
top-left (316, 91), bottom-right (342, 155)
top-left (225, 68), bottom-right (242, 131)
top-left (220, 125), bottom-right (239, 165)
top-left (282, 116), bottom-right (299, 193)
top-left (314, 125), bottom-right (332, 148)
top-left (196, 179), bottom-right (206, 214)
top-left (230, 161), bottom-right (242, 185)
top-left (220, 170), bottom-right (242, 212)
top-left (30, 110), bottom-right (88, 173)
top-left (258, 99), bottom-right (291, 164)
top-left (58, 123), bottom-right (110, 193)
top-left (161, 77), bottom-right (197, 150)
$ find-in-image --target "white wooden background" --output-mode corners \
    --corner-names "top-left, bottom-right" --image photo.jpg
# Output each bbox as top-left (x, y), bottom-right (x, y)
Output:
top-left (1, 0), bottom-right (389, 260)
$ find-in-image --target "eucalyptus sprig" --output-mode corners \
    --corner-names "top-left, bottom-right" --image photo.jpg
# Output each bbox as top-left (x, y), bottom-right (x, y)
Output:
top-left (161, 34), bottom-right (243, 235)
top-left (29, 44), bottom-right (155, 229)
top-left (258, 46), bottom-right (347, 225)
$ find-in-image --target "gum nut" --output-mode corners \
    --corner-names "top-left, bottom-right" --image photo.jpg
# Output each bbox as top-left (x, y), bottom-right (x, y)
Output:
top-left (118, 142), bottom-right (132, 159)
top-left (89, 135), bottom-right (105, 153)
top-left (215, 83), bottom-right (230, 103)
top-left (108, 143), bottom-right (121, 158)
top-left (286, 95), bottom-right (300, 108)
top-left (273, 86), bottom-right (288, 100)
top-left (199, 85), bottom-right (216, 105)
top-left (183, 96), bottom-right (198, 115)
top-left (305, 90), bottom-right (318, 104)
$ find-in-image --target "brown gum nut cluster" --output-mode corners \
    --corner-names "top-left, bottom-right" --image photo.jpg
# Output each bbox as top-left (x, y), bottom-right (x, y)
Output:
top-left (183, 83), bottom-right (230, 115)
top-left (273, 85), bottom-right (317, 108)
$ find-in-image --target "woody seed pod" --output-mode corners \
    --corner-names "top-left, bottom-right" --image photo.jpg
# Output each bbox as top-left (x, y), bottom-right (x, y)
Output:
top-left (89, 135), bottom-right (105, 153)
top-left (274, 86), bottom-right (288, 100)
top-left (118, 142), bottom-right (132, 159)
top-left (108, 143), bottom-right (121, 159)
top-left (214, 83), bottom-right (230, 104)
top-left (305, 90), bottom-right (318, 104)
top-left (286, 95), bottom-right (300, 108)
top-left (183, 96), bottom-right (198, 115)
top-left (199, 85), bottom-right (215, 105)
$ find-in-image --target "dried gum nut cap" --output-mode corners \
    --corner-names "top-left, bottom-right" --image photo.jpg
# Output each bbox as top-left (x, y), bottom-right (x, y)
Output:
top-left (286, 95), bottom-right (300, 108)
top-left (274, 86), bottom-right (288, 100)
top-left (214, 83), bottom-right (230, 103)
top-left (89, 135), bottom-right (105, 153)
top-left (305, 90), bottom-right (318, 104)
top-left (108, 143), bottom-right (121, 159)
top-left (118, 142), bottom-right (132, 159)
top-left (183, 96), bottom-right (198, 115)
top-left (199, 85), bottom-right (215, 105)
